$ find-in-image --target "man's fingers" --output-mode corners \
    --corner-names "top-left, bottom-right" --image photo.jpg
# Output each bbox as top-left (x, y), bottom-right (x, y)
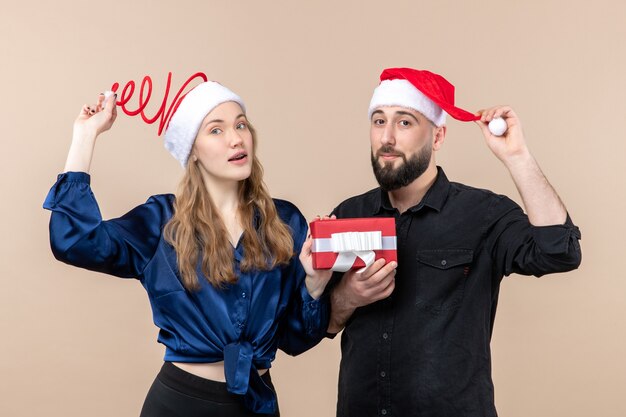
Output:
top-left (369, 268), bottom-right (396, 292)
top-left (357, 261), bottom-right (397, 290)
top-left (355, 258), bottom-right (387, 281)
top-left (363, 272), bottom-right (396, 301)
top-left (376, 277), bottom-right (396, 300)
top-left (479, 105), bottom-right (513, 123)
top-left (364, 260), bottom-right (397, 284)
top-left (372, 275), bottom-right (396, 301)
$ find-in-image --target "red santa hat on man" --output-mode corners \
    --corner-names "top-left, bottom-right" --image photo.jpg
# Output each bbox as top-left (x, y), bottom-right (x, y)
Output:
top-left (368, 68), bottom-right (481, 127)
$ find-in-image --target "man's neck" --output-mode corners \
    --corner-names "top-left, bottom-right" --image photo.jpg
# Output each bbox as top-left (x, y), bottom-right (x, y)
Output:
top-left (387, 164), bottom-right (438, 214)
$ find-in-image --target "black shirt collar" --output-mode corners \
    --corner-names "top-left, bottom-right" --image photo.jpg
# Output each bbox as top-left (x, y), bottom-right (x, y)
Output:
top-left (375, 166), bottom-right (450, 215)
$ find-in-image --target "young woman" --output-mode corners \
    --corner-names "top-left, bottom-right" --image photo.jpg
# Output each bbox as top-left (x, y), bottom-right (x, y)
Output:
top-left (43, 81), bottom-right (332, 416)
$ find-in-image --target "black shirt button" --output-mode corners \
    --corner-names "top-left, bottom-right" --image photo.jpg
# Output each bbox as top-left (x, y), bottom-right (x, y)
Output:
top-left (382, 333), bottom-right (389, 340)
top-left (380, 371), bottom-right (386, 377)
top-left (381, 409), bottom-right (388, 415)
top-left (441, 260), bottom-right (447, 266)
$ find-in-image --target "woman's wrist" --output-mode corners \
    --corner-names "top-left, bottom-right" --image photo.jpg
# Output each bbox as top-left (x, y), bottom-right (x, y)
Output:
top-left (72, 127), bottom-right (98, 145)
top-left (64, 131), bottom-right (97, 173)
top-left (304, 274), bottom-right (327, 300)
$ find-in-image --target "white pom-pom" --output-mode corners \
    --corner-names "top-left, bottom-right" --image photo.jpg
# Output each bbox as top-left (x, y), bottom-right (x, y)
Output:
top-left (488, 117), bottom-right (507, 136)
top-left (102, 90), bottom-right (115, 105)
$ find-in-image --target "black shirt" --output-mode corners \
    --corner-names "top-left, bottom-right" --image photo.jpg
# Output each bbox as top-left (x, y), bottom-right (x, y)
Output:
top-left (330, 167), bottom-right (582, 417)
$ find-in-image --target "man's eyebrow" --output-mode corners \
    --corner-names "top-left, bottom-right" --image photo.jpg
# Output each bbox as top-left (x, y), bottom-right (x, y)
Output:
top-left (371, 109), bottom-right (420, 124)
top-left (394, 111), bottom-right (420, 123)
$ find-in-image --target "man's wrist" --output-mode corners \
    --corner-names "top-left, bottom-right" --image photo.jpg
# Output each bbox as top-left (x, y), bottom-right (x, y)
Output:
top-left (327, 282), bottom-right (356, 334)
top-left (502, 148), bottom-right (534, 171)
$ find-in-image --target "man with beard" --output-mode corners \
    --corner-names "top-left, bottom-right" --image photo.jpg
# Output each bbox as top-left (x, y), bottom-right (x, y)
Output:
top-left (324, 68), bottom-right (582, 417)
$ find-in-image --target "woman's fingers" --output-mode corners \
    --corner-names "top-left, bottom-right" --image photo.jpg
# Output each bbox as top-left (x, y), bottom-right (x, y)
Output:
top-left (301, 234), bottom-right (313, 256)
top-left (79, 104), bottom-right (90, 117)
top-left (96, 93), bottom-right (105, 111)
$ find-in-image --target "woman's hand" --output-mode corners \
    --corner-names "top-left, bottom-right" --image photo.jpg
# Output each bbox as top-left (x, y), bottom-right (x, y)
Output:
top-left (73, 93), bottom-right (118, 141)
top-left (299, 215), bottom-right (335, 300)
top-left (64, 93), bottom-right (118, 174)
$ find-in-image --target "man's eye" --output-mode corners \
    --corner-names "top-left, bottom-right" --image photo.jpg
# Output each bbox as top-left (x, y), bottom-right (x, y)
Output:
top-left (399, 120), bottom-right (411, 127)
top-left (373, 119), bottom-right (385, 125)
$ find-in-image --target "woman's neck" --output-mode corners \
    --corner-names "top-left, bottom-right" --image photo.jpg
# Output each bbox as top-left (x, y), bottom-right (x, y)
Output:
top-left (201, 175), bottom-right (243, 245)
top-left (201, 174), bottom-right (240, 215)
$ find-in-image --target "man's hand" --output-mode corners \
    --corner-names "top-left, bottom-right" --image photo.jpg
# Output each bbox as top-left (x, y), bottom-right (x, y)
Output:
top-left (328, 258), bottom-right (397, 334)
top-left (475, 105), bottom-right (530, 166)
top-left (476, 105), bottom-right (567, 226)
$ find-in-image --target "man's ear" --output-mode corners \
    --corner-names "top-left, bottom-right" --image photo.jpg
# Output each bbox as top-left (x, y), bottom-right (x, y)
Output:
top-left (432, 125), bottom-right (446, 151)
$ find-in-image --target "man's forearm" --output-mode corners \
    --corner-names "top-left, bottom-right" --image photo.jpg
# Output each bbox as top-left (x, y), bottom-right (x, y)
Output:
top-left (505, 151), bottom-right (567, 226)
top-left (328, 284), bottom-right (356, 334)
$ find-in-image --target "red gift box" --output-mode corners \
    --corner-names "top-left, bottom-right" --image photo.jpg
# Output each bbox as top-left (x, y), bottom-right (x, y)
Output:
top-left (310, 217), bottom-right (397, 271)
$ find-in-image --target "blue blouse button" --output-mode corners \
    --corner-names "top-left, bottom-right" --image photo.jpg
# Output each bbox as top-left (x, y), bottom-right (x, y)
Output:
top-left (242, 292), bottom-right (247, 298)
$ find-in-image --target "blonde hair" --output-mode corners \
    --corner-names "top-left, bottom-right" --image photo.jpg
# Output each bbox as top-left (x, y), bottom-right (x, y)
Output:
top-left (163, 124), bottom-right (294, 290)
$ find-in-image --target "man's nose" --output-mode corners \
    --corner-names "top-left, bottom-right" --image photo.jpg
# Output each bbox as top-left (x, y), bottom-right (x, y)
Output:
top-left (380, 125), bottom-right (396, 145)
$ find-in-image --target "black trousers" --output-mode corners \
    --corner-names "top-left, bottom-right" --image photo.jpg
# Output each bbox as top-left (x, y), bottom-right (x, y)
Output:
top-left (140, 362), bottom-right (280, 417)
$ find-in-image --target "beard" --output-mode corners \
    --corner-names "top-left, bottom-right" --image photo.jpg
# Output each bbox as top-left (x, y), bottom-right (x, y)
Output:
top-left (371, 144), bottom-right (432, 191)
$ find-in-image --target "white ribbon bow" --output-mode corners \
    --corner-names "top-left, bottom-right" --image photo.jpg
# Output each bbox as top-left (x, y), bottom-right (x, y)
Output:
top-left (313, 231), bottom-right (397, 272)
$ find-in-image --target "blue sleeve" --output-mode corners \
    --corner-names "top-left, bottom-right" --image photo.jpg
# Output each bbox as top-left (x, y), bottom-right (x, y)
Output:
top-left (275, 201), bottom-right (330, 356)
top-left (43, 171), bottom-right (173, 278)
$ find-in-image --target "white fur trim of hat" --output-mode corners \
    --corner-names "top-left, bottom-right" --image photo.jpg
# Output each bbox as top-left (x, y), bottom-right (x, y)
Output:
top-left (164, 81), bottom-right (246, 167)
top-left (368, 79), bottom-right (447, 127)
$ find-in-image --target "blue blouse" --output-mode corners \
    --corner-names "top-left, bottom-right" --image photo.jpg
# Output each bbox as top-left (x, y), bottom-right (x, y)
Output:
top-left (43, 171), bottom-right (329, 414)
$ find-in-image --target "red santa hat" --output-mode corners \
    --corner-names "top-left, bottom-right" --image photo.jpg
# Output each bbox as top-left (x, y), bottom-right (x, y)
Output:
top-left (108, 73), bottom-right (245, 167)
top-left (164, 81), bottom-right (245, 167)
top-left (368, 68), bottom-right (480, 126)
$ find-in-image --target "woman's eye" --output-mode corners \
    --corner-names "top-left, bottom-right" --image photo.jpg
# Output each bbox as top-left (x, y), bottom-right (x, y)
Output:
top-left (236, 122), bottom-right (247, 130)
top-left (210, 128), bottom-right (222, 135)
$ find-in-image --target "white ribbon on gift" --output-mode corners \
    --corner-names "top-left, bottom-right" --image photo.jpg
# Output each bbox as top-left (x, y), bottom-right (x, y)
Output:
top-left (313, 231), bottom-right (397, 272)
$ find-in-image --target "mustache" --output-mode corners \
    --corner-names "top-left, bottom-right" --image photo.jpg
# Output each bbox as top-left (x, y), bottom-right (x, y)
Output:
top-left (375, 145), bottom-right (406, 159)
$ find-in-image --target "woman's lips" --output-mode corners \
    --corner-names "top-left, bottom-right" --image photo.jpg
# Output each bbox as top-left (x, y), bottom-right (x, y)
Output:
top-left (228, 152), bottom-right (248, 165)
